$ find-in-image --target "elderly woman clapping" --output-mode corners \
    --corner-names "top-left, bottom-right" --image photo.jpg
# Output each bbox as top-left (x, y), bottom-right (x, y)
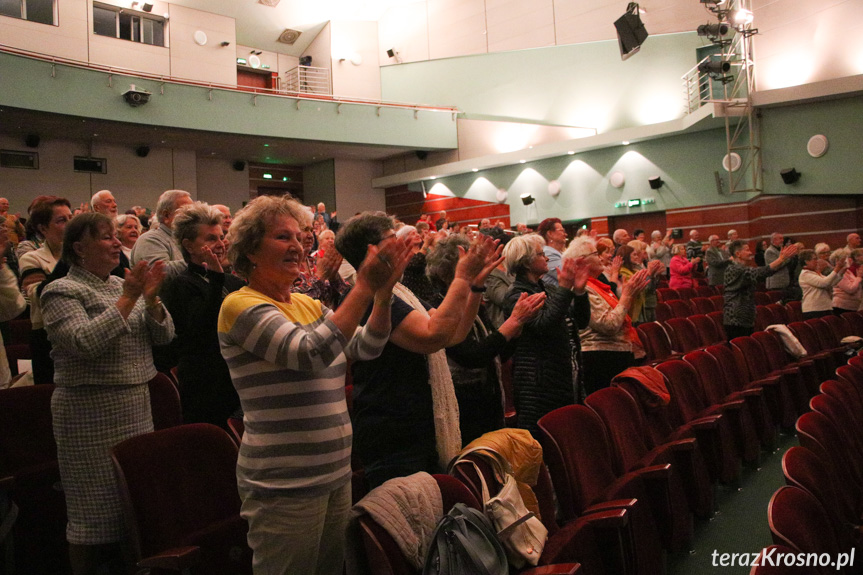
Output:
top-left (42, 213), bottom-right (174, 573)
top-left (502, 234), bottom-right (591, 436)
top-left (565, 236), bottom-right (650, 395)
top-left (161, 202), bottom-right (246, 428)
top-left (218, 196), bottom-right (411, 575)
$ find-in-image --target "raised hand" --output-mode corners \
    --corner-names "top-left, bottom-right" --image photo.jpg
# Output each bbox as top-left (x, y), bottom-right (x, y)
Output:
top-left (780, 244), bottom-right (799, 260)
top-left (510, 292), bottom-right (546, 326)
top-left (610, 255), bottom-right (623, 274)
top-left (622, 268), bottom-right (651, 297)
top-left (647, 259), bottom-right (664, 276)
top-left (201, 245), bottom-right (223, 274)
top-left (315, 247), bottom-right (343, 281)
top-left (455, 233), bottom-right (499, 284)
top-left (358, 236), bottom-right (412, 291)
top-left (571, 257), bottom-right (592, 292)
top-left (142, 260), bottom-right (166, 303)
top-left (123, 261), bottom-right (150, 300)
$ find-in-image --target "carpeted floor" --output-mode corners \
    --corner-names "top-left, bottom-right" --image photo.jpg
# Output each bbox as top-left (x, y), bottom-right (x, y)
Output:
top-left (667, 432), bottom-right (799, 575)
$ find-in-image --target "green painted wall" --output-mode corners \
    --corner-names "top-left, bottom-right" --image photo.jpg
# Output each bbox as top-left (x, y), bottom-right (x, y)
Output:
top-left (0, 51), bottom-right (457, 149)
top-left (381, 33), bottom-right (704, 133)
top-left (760, 96), bottom-right (863, 196)
top-left (427, 127), bottom-right (756, 225)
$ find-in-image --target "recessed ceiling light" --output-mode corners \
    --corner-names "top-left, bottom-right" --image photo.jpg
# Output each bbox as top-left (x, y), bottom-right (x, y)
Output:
top-left (519, 159), bottom-right (526, 164)
top-left (622, 141), bottom-right (630, 145)
top-left (567, 151), bottom-right (575, 155)
top-left (472, 168), bottom-right (478, 172)
top-left (430, 176), bottom-right (436, 180)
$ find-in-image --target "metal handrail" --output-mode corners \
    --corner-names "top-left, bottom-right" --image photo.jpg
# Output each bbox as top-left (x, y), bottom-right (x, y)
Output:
top-left (0, 43), bottom-right (458, 113)
top-left (283, 65), bottom-right (331, 96)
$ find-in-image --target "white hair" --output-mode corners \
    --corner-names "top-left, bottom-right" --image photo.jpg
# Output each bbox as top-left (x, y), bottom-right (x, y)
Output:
top-left (91, 189), bottom-right (113, 207)
top-left (395, 225), bottom-right (417, 239)
top-left (564, 236), bottom-right (596, 259)
top-left (503, 234), bottom-right (544, 275)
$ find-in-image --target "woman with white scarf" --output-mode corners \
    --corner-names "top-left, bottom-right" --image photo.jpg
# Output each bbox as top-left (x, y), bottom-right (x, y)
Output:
top-left (335, 212), bottom-right (501, 489)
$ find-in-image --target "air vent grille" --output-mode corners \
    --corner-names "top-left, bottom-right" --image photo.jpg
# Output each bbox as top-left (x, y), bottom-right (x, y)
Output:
top-left (259, 0), bottom-right (280, 6)
top-left (0, 150), bottom-right (38, 169)
top-left (278, 28), bottom-right (301, 45)
top-left (74, 157), bottom-right (107, 173)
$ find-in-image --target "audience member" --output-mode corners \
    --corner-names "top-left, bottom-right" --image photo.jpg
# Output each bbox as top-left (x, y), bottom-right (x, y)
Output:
top-left (212, 204), bottom-right (233, 235)
top-left (685, 230), bottom-right (703, 267)
top-left (567, 236), bottom-right (649, 395)
top-left (814, 243), bottom-right (832, 272)
top-left (798, 249), bottom-right (845, 320)
top-left (754, 239), bottom-right (768, 267)
top-left (596, 237), bottom-right (621, 290)
top-left (316, 202), bottom-right (339, 232)
top-left (427, 235), bottom-right (545, 443)
top-left (43, 213), bottom-right (173, 575)
top-left (633, 228), bottom-right (646, 242)
top-left (647, 230), bottom-right (673, 270)
top-left (113, 214), bottom-right (140, 277)
top-left (0, 219), bottom-right (26, 389)
top-left (704, 234), bottom-right (731, 286)
top-left (515, 222), bottom-right (529, 235)
top-left (612, 228), bottom-right (630, 249)
top-left (617, 244), bottom-right (646, 323)
top-left (435, 210), bottom-right (448, 231)
top-left (503, 234), bottom-right (589, 436)
top-left (537, 217), bottom-right (567, 286)
top-left (723, 240), bottom-right (798, 339)
top-left (90, 190), bottom-right (118, 217)
top-left (335, 212), bottom-right (499, 488)
top-left (162, 203), bottom-right (245, 428)
top-left (218, 196), bottom-right (408, 575)
top-left (833, 248), bottom-right (863, 314)
top-left (764, 232), bottom-right (790, 291)
top-left (669, 244), bottom-right (699, 290)
top-left (131, 189), bottom-right (192, 279)
top-left (294, 223), bottom-right (348, 310)
top-left (0, 197), bottom-right (25, 247)
top-left (396, 224), bottom-right (436, 305)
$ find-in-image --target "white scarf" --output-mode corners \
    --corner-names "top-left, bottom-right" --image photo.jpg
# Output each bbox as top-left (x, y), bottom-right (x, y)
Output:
top-left (391, 282), bottom-right (462, 469)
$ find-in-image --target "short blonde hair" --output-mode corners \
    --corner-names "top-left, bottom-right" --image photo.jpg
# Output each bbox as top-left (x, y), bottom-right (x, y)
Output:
top-left (671, 244), bottom-right (686, 256)
top-left (564, 236), bottom-right (596, 259)
top-left (228, 195), bottom-right (311, 279)
top-left (503, 234), bottom-right (544, 275)
top-left (628, 240), bottom-right (647, 252)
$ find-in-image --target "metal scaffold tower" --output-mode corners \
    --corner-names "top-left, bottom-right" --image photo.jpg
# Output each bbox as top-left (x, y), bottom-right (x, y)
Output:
top-left (683, 0), bottom-right (760, 194)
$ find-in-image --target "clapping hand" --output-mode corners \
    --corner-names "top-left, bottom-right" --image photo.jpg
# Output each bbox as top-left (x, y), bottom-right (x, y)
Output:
top-left (510, 292), bottom-right (546, 326)
top-left (455, 233), bottom-right (502, 286)
top-left (315, 247), bottom-right (343, 281)
top-left (622, 268), bottom-right (651, 297)
top-left (201, 245), bottom-right (223, 274)
top-left (359, 236), bottom-right (412, 292)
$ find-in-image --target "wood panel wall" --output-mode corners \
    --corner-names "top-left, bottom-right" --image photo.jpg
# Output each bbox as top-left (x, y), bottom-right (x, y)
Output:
top-left (385, 187), bottom-right (511, 228)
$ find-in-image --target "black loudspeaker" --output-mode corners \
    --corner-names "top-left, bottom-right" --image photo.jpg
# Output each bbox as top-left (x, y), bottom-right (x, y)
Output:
top-left (780, 168), bottom-right (801, 184)
top-left (24, 134), bottom-right (40, 148)
top-left (614, 5), bottom-right (648, 60)
top-left (671, 228), bottom-right (683, 239)
top-left (135, 146), bottom-right (150, 157)
top-left (233, 160), bottom-right (246, 171)
top-left (299, 56), bottom-right (312, 66)
top-left (648, 176), bottom-right (664, 189)
top-left (415, 150), bottom-right (428, 161)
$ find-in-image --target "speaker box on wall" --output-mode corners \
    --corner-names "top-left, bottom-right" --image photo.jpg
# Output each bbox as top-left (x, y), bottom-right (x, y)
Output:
top-left (25, 134), bottom-right (40, 148)
top-left (233, 160), bottom-right (246, 171)
top-left (135, 146), bottom-right (150, 157)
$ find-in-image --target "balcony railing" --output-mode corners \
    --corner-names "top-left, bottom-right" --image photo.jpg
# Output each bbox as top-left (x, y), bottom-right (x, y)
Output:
top-left (283, 65), bottom-right (331, 96)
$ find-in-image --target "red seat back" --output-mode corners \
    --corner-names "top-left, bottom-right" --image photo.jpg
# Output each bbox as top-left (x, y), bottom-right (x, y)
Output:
top-left (654, 302), bottom-right (673, 323)
top-left (675, 288), bottom-right (697, 301)
top-left (785, 301), bottom-right (803, 323)
top-left (765, 290), bottom-right (785, 304)
top-left (690, 297), bottom-right (715, 315)
top-left (695, 286), bottom-right (716, 298)
top-left (754, 306), bottom-right (776, 332)
top-left (664, 318), bottom-right (702, 353)
top-left (754, 292), bottom-right (772, 306)
top-left (768, 486), bottom-right (842, 559)
top-left (766, 303), bottom-right (790, 325)
top-left (654, 360), bottom-right (709, 427)
top-left (688, 314), bottom-right (723, 347)
top-left (841, 311), bottom-right (863, 337)
top-left (656, 288), bottom-right (679, 303)
top-left (730, 336), bottom-right (772, 380)
top-left (537, 405), bottom-right (619, 518)
top-left (636, 322), bottom-right (675, 363)
top-left (148, 372), bottom-right (183, 431)
top-left (667, 299), bottom-right (695, 319)
top-left (750, 331), bottom-right (791, 372)
top-left (111, 423), bottom-right (251, 574)
top-left (706, 311), bottom-right (727, 341)
top-left (787, 321), bottom-right (822, 355)
top-left (584, 387), bottom-right (652, 475)
top-left (806, 318), bottom-right (840, 349)
top-left (821, 314), bottom-right (851, 341)
top-left (708, 295), bottom-right (724, 312)
top-left (682, 350), bottom-right (728, 406)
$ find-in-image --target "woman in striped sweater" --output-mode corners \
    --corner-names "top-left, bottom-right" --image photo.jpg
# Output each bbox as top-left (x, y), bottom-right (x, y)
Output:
top-left (218, 195), bottom-right (411, 575)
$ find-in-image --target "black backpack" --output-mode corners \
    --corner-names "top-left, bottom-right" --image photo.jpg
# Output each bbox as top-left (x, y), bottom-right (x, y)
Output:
top-left (423, 503), bottom-right (508, 575)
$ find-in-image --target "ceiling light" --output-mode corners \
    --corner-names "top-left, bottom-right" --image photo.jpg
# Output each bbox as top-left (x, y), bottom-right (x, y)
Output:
top-left (263, 173), bottom-right (273, 179)
top-left (567, 150), bottom-right (575, 155)
top-left (472, 168), bottom-right (478, 172)
top-left (698, 60), bottom-right (731, 75)
top-left (733, 8), bottom-right (754, 26)
top-left (259, 0), bottom-right (281, 6)
top-left (519, 159), bottom-right (526, 164)
top-left (622, 141), bottom-right (630, 145)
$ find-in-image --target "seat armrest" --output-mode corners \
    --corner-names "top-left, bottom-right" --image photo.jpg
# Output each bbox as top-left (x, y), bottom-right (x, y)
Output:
top-left (633, 463), bottom-right (672, 481)
top-left (664, 437), bottom-right (697, 451)
top-left (138, 546), bottom-right (202, 572)
top-left (583, 499), bottom-right (637, 513)
top-left (719, 399), bottom-right (746, 411)
top-left (521, 563), bottom-right (581, 575)
top-left (0, 475), bottom-right (13, 491)
top-left (689, 414), bottom-right (722, 429)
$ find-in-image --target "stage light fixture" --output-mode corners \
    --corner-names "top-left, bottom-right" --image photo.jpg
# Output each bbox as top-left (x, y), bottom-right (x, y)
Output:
top-left (697, 23), bottom-right (729, 37)
top-left (780, 168), bottom-right (801, 185)
top-left (520, 194), bottom-right (535, 206)
top-left (614, 2), bottom-right (649, 60)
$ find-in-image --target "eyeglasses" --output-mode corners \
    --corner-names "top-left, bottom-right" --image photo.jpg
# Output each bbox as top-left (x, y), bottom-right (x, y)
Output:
top-left (584, 251), bottom-right (599, 257)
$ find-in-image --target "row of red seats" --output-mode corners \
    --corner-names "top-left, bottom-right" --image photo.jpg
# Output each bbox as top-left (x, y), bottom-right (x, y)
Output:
top-left (655, 298), bottom-right (804, 327)
top-left (657, 285), bottom-right (724, 302)
top-left (756, 351), bottom-right (863, 574)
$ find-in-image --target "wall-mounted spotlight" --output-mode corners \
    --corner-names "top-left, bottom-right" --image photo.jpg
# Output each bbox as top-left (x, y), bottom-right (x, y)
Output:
top-left (648, 176), bottom-right (664, 190)
top-left (520, 193), bottom-right (535, 206)
top-left (220, 41), bottom-right (230, 47)
top-left (24, 134), bottom-right (40, 148)
top-left (780, 168), bottom-right (801, 185)
top-left (698, 60), bottom-right (730, 75)
top-left (141, 3), bottom-right (153, 12)
top-left (250, 50), bottom-right (263, 55)
top-left (733, 8), bottom-right (753, 27)
top-left (697, 23), bottom-right (729, 38)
